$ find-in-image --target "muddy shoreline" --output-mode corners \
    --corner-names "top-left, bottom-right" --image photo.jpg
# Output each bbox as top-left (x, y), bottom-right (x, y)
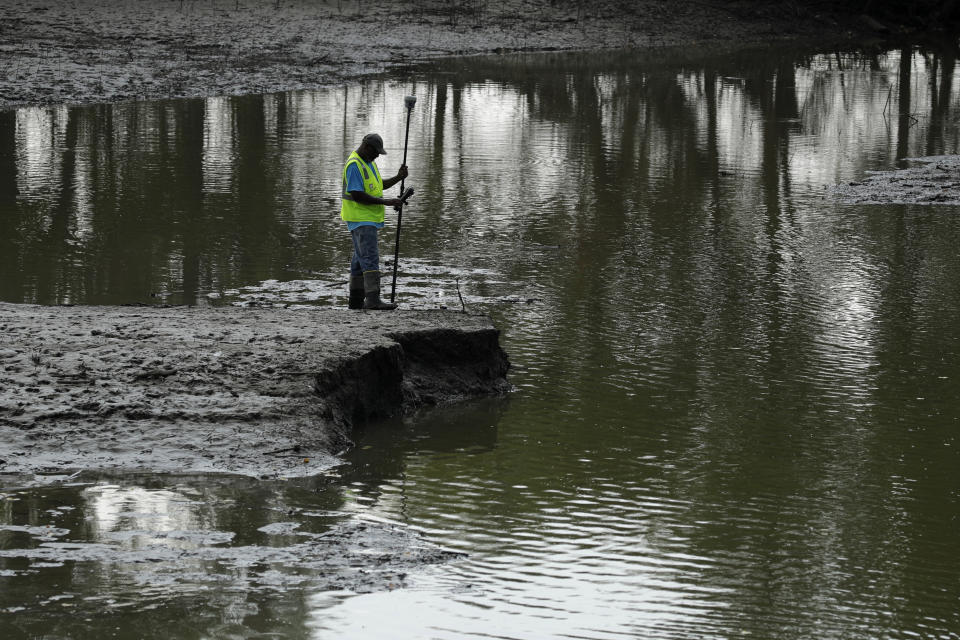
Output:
top-left (0, 298), bottom-right (506, 619)
top-left (834, 155), bottom-right (960, 205)
top-left (0, 0), bottom-right (867, 110)
top-left (0, 302), bottom-right (510, 479)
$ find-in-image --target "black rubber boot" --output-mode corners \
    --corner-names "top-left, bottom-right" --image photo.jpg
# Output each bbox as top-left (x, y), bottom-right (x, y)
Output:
top-left (362, 271), bottom-right (397, 310)
top-left (348, 275), bottom-right (365, 310)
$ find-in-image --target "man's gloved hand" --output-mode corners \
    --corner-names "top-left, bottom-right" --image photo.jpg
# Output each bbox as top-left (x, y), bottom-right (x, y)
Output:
top-left (393, 187), bottom-right (414, 211)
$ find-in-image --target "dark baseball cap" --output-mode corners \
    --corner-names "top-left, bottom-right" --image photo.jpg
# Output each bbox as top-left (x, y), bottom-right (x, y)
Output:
top-left (362, 133), bottom-right (387, 154)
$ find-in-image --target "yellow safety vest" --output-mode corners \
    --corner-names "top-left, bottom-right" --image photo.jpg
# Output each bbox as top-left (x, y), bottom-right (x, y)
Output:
top-left (340, 151), bottom-right (384, 223)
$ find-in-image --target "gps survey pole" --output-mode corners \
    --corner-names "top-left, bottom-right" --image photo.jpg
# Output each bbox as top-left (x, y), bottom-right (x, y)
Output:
top-left (390, 95), bottom-right (416, 304)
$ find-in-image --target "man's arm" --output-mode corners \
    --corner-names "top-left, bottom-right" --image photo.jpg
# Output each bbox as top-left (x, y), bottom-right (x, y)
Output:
top-left (382, 164), bottom-right (408, 190)
top-left (350, 191), bottom-right (401, 207)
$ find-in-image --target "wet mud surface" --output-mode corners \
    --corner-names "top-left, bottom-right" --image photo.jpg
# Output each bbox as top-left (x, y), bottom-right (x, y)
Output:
top-left (0, 302), bottom-right (510, 479)
top-left (0, 301), bottom-right (503, 628)
top-left (833, 155), bottom-right (960, 205)
top-left (0, 0), bottom-right (852, 109)
top-left (0, 473), bottom-right (463, 635)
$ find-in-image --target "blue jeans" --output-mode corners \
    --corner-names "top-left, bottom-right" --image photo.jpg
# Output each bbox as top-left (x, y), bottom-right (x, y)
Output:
top-left (350, 225), bottom-right (380, 276)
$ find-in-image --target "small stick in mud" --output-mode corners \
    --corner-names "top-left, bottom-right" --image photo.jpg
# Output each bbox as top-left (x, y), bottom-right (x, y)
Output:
top-left (264, 444), bottom-right (302, 456)
top-left (455, 278), bottom-right (467, 313)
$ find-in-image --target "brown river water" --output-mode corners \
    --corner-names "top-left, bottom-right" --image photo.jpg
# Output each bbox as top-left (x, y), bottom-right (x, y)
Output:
top-left (1, 42), bottom-right (960, 638)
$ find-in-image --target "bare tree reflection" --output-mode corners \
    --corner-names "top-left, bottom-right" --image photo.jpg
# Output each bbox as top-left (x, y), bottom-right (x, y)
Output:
top-left (0, 110), bottom-right (20, 300)
top-left (897, 46), bottom-right (913, 160)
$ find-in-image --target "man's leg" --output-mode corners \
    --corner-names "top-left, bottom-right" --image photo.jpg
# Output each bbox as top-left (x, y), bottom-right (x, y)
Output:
top-left (351, 225), bottom-right (396, 311)
top-left (348, 237), bottom-right (365, 310)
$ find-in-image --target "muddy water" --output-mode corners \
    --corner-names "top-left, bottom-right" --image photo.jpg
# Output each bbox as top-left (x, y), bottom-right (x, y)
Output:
top-left (3, 42), bottom-right (960, 638)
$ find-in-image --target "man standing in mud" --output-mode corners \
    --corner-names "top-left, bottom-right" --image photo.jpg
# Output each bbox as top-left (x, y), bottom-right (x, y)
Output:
top-left (341, 133), bottom-right (408, 310)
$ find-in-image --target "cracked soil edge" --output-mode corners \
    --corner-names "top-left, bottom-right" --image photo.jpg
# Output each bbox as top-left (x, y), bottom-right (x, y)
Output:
top-left (0, 302), bottom-right (510, 479)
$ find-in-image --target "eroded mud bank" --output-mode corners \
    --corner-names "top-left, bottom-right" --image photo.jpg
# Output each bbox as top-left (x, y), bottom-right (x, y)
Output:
top-left (0, 302), bottom-right (510, 478)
